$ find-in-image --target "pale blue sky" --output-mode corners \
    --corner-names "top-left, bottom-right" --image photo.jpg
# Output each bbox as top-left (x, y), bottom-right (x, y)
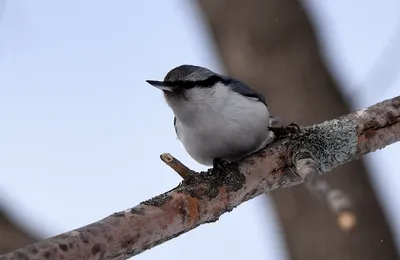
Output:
top-left (0, 1), bottom-right (399, 259)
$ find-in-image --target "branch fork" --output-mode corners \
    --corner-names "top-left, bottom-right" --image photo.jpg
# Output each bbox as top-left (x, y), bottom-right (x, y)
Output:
top-left (161, 124), bottom-right (357, 231)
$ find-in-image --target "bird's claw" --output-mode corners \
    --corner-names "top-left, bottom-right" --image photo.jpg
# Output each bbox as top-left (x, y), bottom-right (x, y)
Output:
top-left (269, 122), bottom-right (302, 139)
top-left (287, 122), bottom-right (301, 133)
top-left (213, 158), bottom-right (230, 174)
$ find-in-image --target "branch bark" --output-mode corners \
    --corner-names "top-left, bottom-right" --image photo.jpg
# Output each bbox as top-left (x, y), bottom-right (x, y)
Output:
top-left (1, 96), bottom-right (400, 260)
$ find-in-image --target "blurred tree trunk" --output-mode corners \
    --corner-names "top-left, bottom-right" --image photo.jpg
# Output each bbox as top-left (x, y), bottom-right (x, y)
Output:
top-left (0, 0), bottom-right (38, 254)
top-left (0, 206), bottom-right (38, 253)
top-left (195, 0), bottom-right (399, 259)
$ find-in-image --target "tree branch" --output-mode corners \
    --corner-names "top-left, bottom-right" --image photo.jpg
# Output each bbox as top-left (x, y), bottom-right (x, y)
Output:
top-left (1, 96), bottom-right (400, 260)
top-left (295, 158), bottom-right (355, 230)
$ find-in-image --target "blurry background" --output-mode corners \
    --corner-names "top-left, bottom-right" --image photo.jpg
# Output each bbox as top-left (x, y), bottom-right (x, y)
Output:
top-left (0, 0), bottom-right (400, 259)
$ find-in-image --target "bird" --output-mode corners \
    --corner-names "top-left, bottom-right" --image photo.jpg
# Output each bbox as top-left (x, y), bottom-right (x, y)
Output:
top-left (146, 64), bottom-right (280, 168)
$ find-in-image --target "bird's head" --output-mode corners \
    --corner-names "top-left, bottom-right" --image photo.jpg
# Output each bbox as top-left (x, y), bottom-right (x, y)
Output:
top-left (146, 64), bottom-right (224, 102)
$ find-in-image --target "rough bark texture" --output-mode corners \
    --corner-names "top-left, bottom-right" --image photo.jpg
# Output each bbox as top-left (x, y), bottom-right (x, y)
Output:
top-left (194, 0), bottom-right (399, 259)
top-left (1, 96), bottom-right (400, 260)
top-left (0, 207), bottom-right (38, 254)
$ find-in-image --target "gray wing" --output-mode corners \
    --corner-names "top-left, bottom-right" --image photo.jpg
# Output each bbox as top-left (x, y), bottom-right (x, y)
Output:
top-left (222, 76), bottom-right (268, 107)
top-left (221, 76), bottom-right (282, 126)
top-left (173, 117), bottom-right (180, 139)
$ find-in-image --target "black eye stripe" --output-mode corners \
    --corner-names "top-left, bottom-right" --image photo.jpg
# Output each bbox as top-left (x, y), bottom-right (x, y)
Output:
top-left (165, 75), bottom-right (227, 89)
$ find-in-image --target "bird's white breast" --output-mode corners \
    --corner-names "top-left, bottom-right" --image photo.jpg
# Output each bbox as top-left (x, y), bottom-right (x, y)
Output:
top-left (169, 84), bottom-right (272, 165)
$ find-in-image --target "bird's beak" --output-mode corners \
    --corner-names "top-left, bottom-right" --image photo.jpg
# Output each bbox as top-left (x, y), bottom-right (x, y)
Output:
top-left (146, 80), bottom-right (174, 92)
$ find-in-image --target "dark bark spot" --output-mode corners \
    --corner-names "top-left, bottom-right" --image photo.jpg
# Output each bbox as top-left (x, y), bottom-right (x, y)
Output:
top-left (58, 244), bottom-right (68, 252)
top-left (386, 111), bottom-right (399, 124)
top-left (360, 115), bottom-right (380, 130)
top-left (243, 188), bottom-right (258, 201)
top-left (91, 243), bottom-right (102, 255)
top-left (14, 252), bottom-right (29, 260)
top-left (142, 193), bottom-right (173, 207)
top-left (87, 225), bottom-right (101, 236)
top-left (80, 233), bottom-right (90, 244)
top-left (68, 242), bottom-right (74, 249)
top-left (178, 200), bottom-right (187, 223)
top-left (112, 212), bottom-right (125, 217)
top-left (363, 129), bottom-right (376, 140)
top-left (131, 207), bottom-right (145, 215)
top-left (27, 245), bottom-right (39, 254)
top-left (391, 100), bottom-right (400, 110)
top-left (120, 234), bottom-right (140, 248)
top-left (107, 236), bottom-right (114, 242)
top-left (42, 251), bottom-right (51, 259)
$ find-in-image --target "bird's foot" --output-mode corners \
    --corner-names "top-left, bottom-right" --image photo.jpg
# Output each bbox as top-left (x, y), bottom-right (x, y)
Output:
top-left (212, 158), bottom-right (230, 175)
top-left (269, 122), bottom-right (302, 139)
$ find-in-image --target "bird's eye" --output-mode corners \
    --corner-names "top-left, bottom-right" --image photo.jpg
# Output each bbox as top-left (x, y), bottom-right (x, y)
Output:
top-left (177, 81), bottom-right (193, 89)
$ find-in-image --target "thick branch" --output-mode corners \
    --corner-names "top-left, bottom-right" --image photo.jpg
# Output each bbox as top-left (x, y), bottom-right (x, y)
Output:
top-left (1, 96), bottom-right (400, 260)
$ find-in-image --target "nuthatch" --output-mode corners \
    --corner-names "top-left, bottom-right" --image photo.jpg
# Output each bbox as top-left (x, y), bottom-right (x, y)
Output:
top-left (147, 65), bottom-right (280, 167)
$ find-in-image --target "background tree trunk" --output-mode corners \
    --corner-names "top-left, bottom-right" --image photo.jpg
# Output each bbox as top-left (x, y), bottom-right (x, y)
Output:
top-left (195, 0), bottom-right (399, 259)
top-left (0, 206), bottom-right (38, 253)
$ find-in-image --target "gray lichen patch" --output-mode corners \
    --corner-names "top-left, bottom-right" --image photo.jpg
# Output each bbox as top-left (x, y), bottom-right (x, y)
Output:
top-left (291, 119), bottom-right (358, 173)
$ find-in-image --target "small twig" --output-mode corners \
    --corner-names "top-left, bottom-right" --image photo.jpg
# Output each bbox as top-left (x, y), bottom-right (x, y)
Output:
top-left (160, 153), bottom-right (192, 179)
top-left (295, 158), bottom-right (356, 231)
